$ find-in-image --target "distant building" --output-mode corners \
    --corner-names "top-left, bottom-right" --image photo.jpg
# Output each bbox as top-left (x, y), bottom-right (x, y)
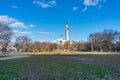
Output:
top-left (52, 22), bottom-right (69, 44)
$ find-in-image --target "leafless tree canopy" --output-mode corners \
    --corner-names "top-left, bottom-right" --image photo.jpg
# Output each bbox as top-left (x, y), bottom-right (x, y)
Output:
top-left (89, 29), bottom-right (120, 52)
top-left (15, 36), bottom-right (32, 52)
top-left (0, 22), bottom-right (13, 53)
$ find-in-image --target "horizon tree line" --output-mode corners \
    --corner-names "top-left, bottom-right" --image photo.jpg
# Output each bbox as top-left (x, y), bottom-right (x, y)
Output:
top-left (0, 21), bottom-right (120, 53)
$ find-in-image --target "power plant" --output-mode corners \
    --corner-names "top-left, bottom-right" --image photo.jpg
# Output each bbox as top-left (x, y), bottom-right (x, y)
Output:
top-left (52, 22), bottom-right (69, 44)
top-left (65, 22), bottom-right (69, 41)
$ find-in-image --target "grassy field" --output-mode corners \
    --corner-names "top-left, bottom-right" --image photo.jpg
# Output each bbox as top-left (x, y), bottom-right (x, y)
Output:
top-left (0, 53), bottom-right (27, 58)
top-left (0, 53), bottom-right (120, 80)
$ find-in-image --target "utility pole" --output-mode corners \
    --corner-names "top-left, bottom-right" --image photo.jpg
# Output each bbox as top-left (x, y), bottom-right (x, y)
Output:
top-left (90, 34), bottom-right (93, 52)
top-left (116, 33), bottom-right (119, 53)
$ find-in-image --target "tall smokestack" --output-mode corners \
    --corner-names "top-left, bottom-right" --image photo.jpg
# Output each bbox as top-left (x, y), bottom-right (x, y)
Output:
top-left (65, 22), bottom-right (69, 41)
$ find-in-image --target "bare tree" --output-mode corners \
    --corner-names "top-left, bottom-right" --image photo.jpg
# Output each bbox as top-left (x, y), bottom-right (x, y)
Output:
top-left (0, 22), bottom-right (13, 53)
top-left (88, 29), bottom-right (120, 52)
top-left (30, 42), bottom-right (41, 52)
top-left (114, 31), bottom-right (120, 52)
top-left (15, 36), bottom-right (32, 52)
top-left (49, 43), bottom-right (57, 52)
top-left (90, 33), bottom-right (103, 52)
top-left (63, 41), bottom-right (70, 51)
top-left (102, 29), bottom-right (115, 52)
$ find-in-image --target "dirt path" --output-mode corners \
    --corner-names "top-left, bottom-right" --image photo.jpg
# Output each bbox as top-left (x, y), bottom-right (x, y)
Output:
top-left (0, 55), bottom-right (30, 61)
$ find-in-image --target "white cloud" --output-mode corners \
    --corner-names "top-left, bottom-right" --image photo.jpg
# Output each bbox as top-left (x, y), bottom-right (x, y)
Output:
top-left (0, 15), bottom-right (17, 23)
top-left (73, 6), bottom-right (78, 11)
top-left (13, 30), bottom-right (31, 36)
top-left (0, 15), bottom-right (29, 29)
top-left (83, 0), bottom-right (100, 6)
top-left (28, 24), bottom-right (35, 28)
top-left (81, 7), bottom-right (87, 12)
top-left (82, 0), bottom-right (106, 12)
top-left (11, 5), bottom-right (19, 9)
top-left (38, 31), bottom-right (55, 35)
top-left (34, 1), bottom-right (51, 8)
top-left (10, 22), bottom-right (27, 29)
top-left (33, 0), bottom-right (56, 8)
top-left (48, 0), bottom-right (56, 6)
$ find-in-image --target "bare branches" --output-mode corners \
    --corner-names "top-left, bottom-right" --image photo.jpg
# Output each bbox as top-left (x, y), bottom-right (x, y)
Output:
top-left (89, 29), bottom-right (120, 52)
top-left (0, 22), bottom-right (14, 53)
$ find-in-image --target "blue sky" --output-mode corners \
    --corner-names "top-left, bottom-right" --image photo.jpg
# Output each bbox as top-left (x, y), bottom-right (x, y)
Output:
top-left (0, 0), bottom-right (120, 42)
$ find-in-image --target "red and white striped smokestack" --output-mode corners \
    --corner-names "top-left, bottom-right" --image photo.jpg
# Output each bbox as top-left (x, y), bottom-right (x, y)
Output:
top-left (65, 21), bottom-right (69, 41)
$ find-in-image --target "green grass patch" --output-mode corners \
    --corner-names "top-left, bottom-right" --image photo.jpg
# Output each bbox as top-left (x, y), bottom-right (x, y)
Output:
top-left (0, 54), bottom-right (12, 58)
top-left (0, 55), bottom-right (120, 80)
top-left (0, 53), bottom-right (28, 58)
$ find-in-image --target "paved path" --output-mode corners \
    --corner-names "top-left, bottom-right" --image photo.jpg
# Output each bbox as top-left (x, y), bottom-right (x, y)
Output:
top-left (0, 55), bottom-right (30, 61)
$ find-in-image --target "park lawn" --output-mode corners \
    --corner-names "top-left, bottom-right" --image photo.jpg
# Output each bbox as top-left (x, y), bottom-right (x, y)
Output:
top-left (0, 53), bottom-right (22, 58)
top-left (0, 55), bottom-right (120, 80)
top-left (22, 51), bottom-right (91, 55)
top-left (0, 54), bottom-right (11, 58)
top-left (23, 51), bottom-right (120, 55)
